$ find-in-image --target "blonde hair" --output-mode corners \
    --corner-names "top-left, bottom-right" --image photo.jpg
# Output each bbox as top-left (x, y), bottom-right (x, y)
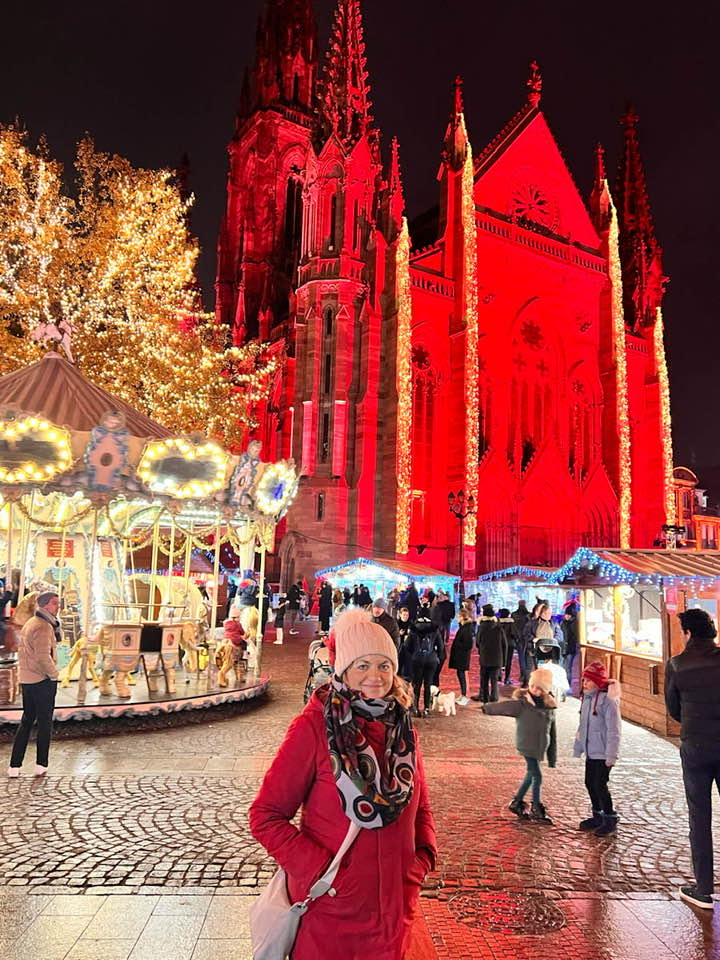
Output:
top-left (391, 674), bottom-right (414, 709)
top-left (458, 608), bottom-right (470, 623)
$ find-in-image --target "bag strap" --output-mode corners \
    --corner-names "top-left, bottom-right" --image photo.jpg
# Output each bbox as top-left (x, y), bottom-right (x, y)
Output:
top-left (305, 821), bottom-right (361, 901)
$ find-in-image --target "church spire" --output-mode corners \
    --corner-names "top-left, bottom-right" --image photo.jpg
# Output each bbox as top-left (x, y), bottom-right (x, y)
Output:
top-left (239, 0), bottom-right (318, 123)
top-left (615, 106), bottom-right (666, 329)
top-left (526, 60), bottom-right (542, 108)
top-left (385, 136), bottom-right (405, 238)
top-left (442, 76), bottom-right (469, 171)
top-left (589, 142), bottom-right (611, 231)
top-left (318, 0), bottom-right (374, 149)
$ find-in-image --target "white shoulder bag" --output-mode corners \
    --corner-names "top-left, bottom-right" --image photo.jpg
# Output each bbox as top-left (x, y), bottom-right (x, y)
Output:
top-left (250, 821), bottom-right (361, 960)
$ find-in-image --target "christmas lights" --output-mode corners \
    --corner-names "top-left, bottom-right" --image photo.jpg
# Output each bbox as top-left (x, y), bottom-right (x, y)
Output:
top-left (253, 461), bottom-right (299, 518)
top-left (395, 217), bottom-right (412, 555)
top-left (551, 546), bottom-right (716, 587)
top-left (607, 195), bottom-right (632, 548)
top-left (137, 438), bottom-right (229, 499)
top-left (654, 307), bottom-right (674, 524)
top-left (0, 416), bottom-right (73, 484)
top-left (476, 565), bottom-right (556, 582)
top-left (461, 133), bottom-right (479, 546)
top-left (0, 128), bottom-right (279, 448)
top-left (315, 556), bottom-right (459, 589)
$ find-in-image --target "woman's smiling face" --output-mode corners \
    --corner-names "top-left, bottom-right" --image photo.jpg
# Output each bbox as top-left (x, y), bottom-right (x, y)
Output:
top-left (344, 655), bottom-right (394, 699)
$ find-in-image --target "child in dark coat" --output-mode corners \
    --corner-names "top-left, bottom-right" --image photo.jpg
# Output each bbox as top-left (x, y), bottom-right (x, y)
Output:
top-left (483, 667), bottom-right (557, 824)
top-left (448, 609), bottom-right (475, 706)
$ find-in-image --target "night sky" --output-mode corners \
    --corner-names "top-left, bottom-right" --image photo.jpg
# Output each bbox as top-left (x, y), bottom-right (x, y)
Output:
top-left (3, 1), bottom-right (719, 479)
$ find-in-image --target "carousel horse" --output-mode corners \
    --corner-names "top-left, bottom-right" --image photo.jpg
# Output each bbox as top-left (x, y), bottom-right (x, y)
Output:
top-left (217, 619), bottom-right (247, 688)
top-left (59, 635), bottom-right (101, 688)
top-left (240, 605), bottom-right (260, 675)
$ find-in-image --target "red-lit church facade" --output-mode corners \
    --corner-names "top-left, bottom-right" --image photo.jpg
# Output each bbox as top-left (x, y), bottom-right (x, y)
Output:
top-left (215, 0), bottom-right (673, 585)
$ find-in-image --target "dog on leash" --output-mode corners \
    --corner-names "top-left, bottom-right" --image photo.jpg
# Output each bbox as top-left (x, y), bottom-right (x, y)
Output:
top-left (430, 685), bottom-right (456, 716)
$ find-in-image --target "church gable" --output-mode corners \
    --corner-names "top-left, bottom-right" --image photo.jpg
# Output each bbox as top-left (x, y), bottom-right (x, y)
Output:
top-left (474, 112), bottom-right (601, 250)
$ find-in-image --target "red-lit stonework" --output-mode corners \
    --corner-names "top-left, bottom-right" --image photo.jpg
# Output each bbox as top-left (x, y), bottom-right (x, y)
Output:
top-left (215, 0), bottom-right (672, 584)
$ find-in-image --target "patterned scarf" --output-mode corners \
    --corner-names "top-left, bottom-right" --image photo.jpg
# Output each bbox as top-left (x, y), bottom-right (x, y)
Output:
top-left (324, 676), bottom-right (416, 829)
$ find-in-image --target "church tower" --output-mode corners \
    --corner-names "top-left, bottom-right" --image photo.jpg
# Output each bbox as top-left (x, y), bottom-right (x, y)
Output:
top-left (615, 108), bottom-right (673, 545)
top-left (286, 0), bottom-right (403, 574)
top-left (215, 0), bottom-right (318, 341)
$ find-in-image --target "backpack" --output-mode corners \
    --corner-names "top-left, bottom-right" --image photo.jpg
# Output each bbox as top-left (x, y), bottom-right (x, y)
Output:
top-left (414, 626), bottom-right (436, 662)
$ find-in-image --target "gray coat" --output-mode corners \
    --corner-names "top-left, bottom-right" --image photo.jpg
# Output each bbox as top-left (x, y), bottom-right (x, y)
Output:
top-left (484, 689), bottom-right (557, 765)
top-left (573, 682), bottom-right (622, 764)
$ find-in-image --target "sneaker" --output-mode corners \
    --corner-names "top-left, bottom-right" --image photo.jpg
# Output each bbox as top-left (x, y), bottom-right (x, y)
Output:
top-left (508, 798), bottom-right (529, 819)
top-left (529, 802), bottom-right (553, 825)
top-left (579, 811), bottom-right (603, 831)
top-left (422, 708), bottom-right (431, 718)
top-left (7, 767), bottom-right (19, 778)
top-left (679, 885), bottom-right (714, 909)
top-left (456, 696), bottom-right (470, 706)
top-left (272, 640), bottom-right (283, 645)
top-left (34, 765), bottom-right (48, 777)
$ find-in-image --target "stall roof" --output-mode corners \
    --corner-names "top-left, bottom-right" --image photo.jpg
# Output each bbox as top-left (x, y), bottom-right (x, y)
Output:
top-left (554, 547), bottom-right (720, 585)
top-left (315, 556), bottom-right (459, 583)
top-left (0, 351), bottom-right (170, 438)
top-left (473, 564), bottom-right (557, 583)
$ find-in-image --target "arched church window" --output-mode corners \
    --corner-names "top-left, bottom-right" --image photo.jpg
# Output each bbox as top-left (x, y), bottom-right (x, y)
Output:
top-left (320, 411), bottom-right (330, 463)
top-left (328, 192), bottom-right (338, 251)
top-left (292, 73), bottom-right (300, 103)
top-left (284, 176), bottom-right (303, 265)
top-left (324, 306), bottom-right (333, 337)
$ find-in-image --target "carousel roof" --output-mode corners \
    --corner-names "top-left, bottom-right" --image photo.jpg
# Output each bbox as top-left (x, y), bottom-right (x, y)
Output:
top-left (0, 351), bottom-right (170, 438)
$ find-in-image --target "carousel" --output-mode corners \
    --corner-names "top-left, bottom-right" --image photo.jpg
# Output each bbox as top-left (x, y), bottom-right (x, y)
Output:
top-left (0, 350), bottom-right (298, 723)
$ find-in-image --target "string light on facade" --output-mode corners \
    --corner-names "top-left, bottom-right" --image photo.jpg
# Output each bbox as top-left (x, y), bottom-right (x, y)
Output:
top-left (607, 194), bottom-right (632, 548)
top-left (461, 133), bottom-right (479, 546)
top-left (654, 306), bottom-right (674, 524)
top-left (395, 217), bottom-right (413, 555)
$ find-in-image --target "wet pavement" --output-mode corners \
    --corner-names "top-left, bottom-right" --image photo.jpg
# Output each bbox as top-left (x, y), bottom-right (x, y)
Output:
top-left (0, 625), bottom-right (718, 958)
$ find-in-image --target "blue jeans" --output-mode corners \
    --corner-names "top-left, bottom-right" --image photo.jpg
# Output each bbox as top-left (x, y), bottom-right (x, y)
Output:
top-left (563, 652), bottom-right (578, 690)
top-left (516, 756), bottom-right (542, 805)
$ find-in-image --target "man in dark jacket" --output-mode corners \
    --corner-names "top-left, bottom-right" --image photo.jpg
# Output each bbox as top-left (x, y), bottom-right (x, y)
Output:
top-left (665, 608), bottom-right (720, 910)
top-left (512, 600), bottom-right (531, 682)
top-left (431, 591), bottom-right (456, 652)
top-left (403, 582), bottom-right (419, 622)
top-left (371, 598), bottom-right (400, 648)
top-left (472, 604), bottom-right (507, 703)
top-left (318, 581), bottom-right (333, 633)
top-left (287, 580), bottom-right (302, 635)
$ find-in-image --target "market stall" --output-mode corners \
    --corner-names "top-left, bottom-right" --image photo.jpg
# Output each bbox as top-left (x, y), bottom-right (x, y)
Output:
top-left (465, 564), bottom-right (567, 614)
top-left (315, 556), bottom-right (459, 600)
top-left (553, 547), bottom-right (720, 733)
top-left (0, 351), bottom-right (298, 722)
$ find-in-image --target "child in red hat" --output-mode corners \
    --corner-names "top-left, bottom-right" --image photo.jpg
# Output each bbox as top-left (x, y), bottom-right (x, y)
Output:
top-left (573, 661), bottom-right (622, 836)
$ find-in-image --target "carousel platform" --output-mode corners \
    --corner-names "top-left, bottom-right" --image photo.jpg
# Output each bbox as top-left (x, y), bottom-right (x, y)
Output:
top-left (0, 672), bottom-right (270, 724)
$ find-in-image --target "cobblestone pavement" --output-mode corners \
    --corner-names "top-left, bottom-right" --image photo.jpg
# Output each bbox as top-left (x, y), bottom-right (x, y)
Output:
top-left (0, 628), bottom-right (718, 959)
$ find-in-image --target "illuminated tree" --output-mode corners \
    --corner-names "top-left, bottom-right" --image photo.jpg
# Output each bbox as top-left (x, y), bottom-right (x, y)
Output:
top-left (0, 127), bottom-right (279, 447)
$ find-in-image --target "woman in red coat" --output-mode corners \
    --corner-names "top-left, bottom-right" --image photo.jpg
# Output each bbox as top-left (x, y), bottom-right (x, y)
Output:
top-left (249, 608), bottom-right (437, 960)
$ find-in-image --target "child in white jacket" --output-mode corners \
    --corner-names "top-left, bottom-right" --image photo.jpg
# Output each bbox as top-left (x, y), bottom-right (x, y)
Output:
top-left (573, 660), bottom-right (622, 836)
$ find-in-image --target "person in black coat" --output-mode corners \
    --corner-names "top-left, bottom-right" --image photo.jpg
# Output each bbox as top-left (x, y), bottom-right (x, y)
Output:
top-left (396, 606), bottom-right (414, 681)
top-left (407, 607), bottom-right (442, 716)
top-left (473, 604), bottom-right (507, 703)
top-left (287, 580), bottom-right (302, 634)
top-left (371, 598), bottom-right (400, 647)
top-left (498, 608), bottom-right (516, 684)
top-left (561, 602), bottom-right (580, 692)
top-left (318, 581), bottom-right (333, 633)
top-left (403, 582), bottom-right (420, 621)
top-left (448, 609), bottom-right (476, 705)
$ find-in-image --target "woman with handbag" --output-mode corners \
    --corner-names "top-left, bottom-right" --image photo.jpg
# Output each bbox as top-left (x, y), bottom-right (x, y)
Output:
top-left (249, 608), bottom-right (437, 960)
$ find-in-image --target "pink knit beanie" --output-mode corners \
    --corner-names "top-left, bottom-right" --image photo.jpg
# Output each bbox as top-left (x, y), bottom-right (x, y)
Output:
top-left (333, 609), bottom-right (398, 676)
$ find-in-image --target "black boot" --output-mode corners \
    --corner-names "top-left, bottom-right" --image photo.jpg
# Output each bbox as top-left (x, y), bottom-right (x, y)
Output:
top-left (508, 798), bottom-right (529, 819)
top-left (593, 812), bottom-right (618, 837)
top-left (579, 810), bottom-right (603, 831)
top-left (529, 802), bottom-right (553, 825)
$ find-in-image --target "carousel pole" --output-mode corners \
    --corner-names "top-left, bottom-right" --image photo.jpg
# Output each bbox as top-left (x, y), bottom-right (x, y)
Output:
top-left (56, 523), bottom-right (68, 608)
top-left (16, 494), bottom-right (32, 604)
top-left (148, 510), bottom-right (161, 620)
top-left (182, 521), bottom-right (193, 609)
top-left (207, 520), bottom-right (222, 687)
top-left (78, 506), bottom-right (98, 704)
top-left (255, 528), bottom-right (267, 679)
top-left (167, 515), bottom-right (176, 617)
top-left (4, 501), bottom-right (14, 616)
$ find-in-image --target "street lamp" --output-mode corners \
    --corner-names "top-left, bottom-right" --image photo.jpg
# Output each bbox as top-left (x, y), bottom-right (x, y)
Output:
top-left (448, 490), bottom-right (476, 598)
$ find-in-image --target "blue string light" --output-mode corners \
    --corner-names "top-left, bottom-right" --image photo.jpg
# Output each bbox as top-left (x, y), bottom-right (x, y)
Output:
top-left (551, 547), bottom-right (719, 587)
top-left (476, 565), bottom-right (556, 583)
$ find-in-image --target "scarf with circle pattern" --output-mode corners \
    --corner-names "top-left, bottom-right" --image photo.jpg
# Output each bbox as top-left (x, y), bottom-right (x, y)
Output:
top-left (323, 676), bottom-right (416, 829)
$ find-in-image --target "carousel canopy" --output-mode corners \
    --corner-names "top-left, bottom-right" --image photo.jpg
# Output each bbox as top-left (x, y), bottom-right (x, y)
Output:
top-left (0, 351), bottom-right (169, 438)
top-left (315, 556), bottom-right (459, 585)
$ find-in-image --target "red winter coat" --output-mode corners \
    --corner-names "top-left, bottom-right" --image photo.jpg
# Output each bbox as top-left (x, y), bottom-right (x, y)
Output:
top-left (249, 691), bottom-right (437, 960)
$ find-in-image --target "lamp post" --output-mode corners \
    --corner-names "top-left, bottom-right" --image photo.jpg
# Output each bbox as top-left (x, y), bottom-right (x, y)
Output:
top-left (448, 490), bottom-right (476, 599)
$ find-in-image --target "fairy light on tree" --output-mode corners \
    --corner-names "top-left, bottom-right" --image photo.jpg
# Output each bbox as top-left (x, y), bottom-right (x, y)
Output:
top-left (0, 127), bottom-right (278, 447)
